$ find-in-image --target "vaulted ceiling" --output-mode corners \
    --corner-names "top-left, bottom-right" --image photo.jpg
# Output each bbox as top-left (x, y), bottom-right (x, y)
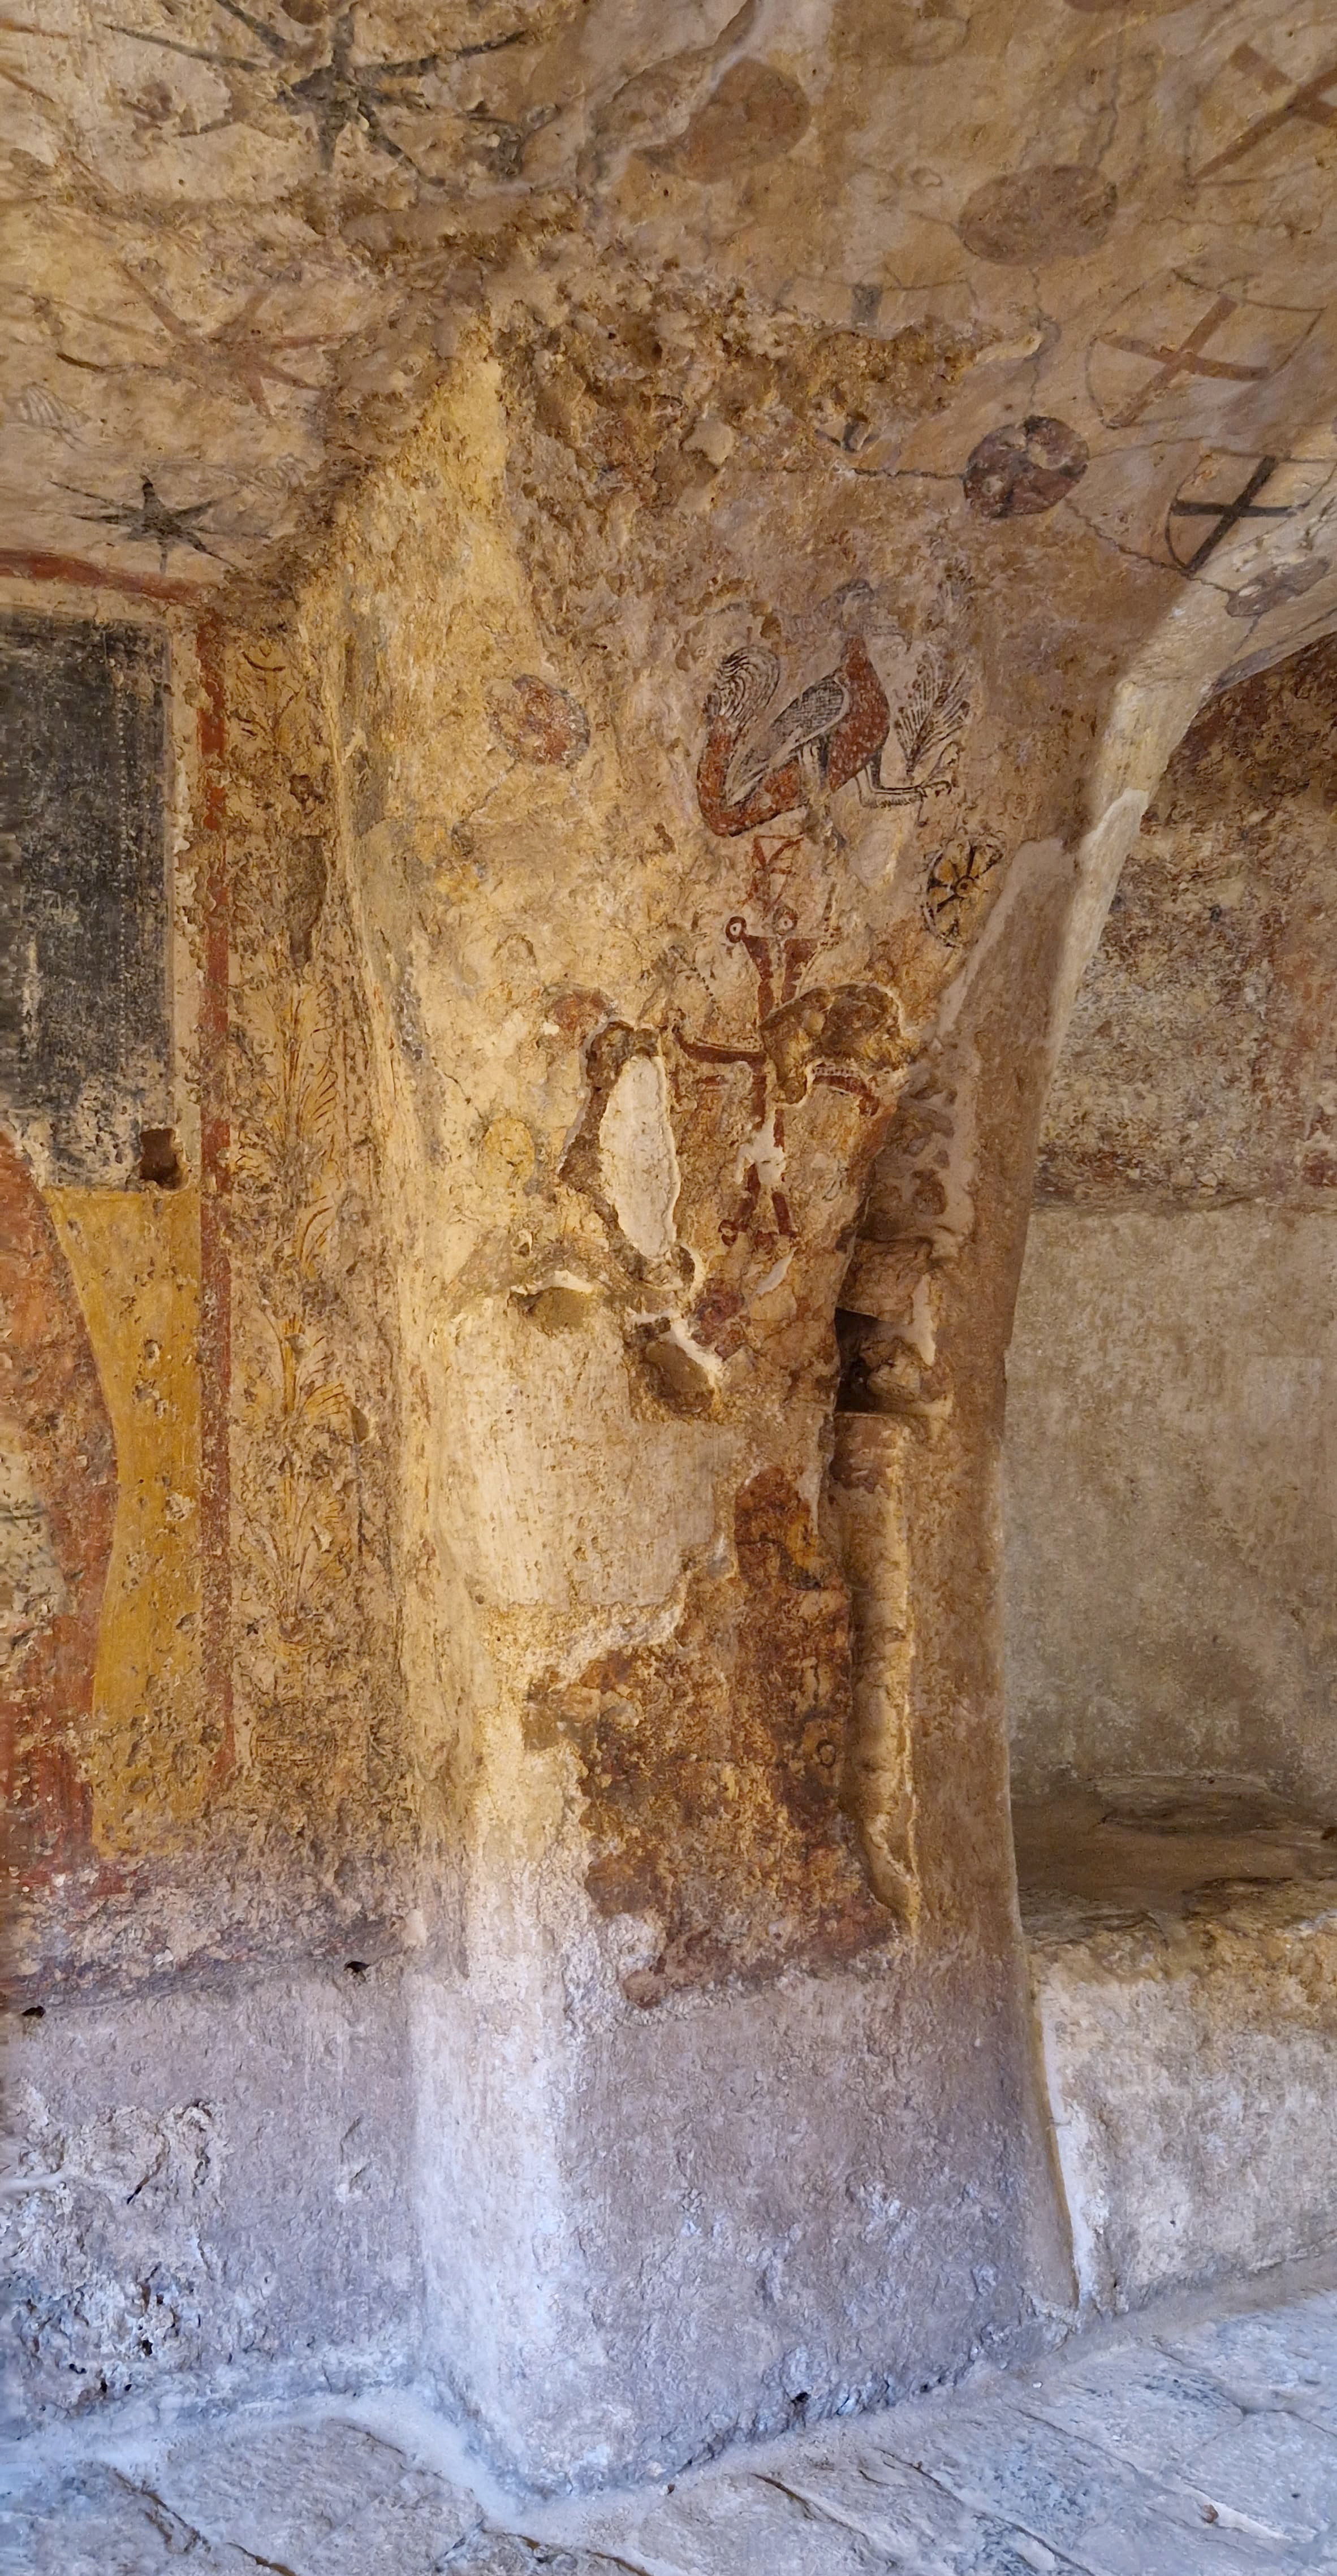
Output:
top-left (4, 0), bottom-right (1336, 660)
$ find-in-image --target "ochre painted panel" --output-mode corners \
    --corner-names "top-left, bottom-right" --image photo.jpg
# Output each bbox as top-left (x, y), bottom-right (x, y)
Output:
top-left (45, 1186), bottom-right (205, 1848)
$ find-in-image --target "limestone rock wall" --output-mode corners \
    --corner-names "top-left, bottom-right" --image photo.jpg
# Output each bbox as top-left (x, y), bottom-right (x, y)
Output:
top-left (1007, 1204), bottom-right (1336, 1806)
top-left (300, 308), bottom-right (1045, 2010)
top-left (274, 302), bottom-right (1206, 2473)
top-left (2, 584), bottom-right (431, 2426)
top-left (5, 1957), bottom-right (421, 2427)
top-left (219, 620), bottom-right (420, 1957)
top-left (1038, 638), bottom-right (1337, 1209)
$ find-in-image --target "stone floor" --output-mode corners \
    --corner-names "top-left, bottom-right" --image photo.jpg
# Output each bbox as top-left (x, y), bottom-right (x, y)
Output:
top-left (6, 2254), bottom-right (1337, 2575)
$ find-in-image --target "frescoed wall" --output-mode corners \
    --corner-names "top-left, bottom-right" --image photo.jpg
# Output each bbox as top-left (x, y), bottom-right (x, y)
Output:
top-left (1, 1127), bottom-right (119, 1887)
top-left (1, 608), bottom-right (202, 1918)
top-left (1, 592), bottom-right (415, 2002)
top-left (3, 0), bottom-right (1336, 2474)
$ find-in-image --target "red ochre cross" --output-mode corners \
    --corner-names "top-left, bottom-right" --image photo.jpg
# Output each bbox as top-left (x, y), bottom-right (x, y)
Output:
top-left (1100, 294), bottom-right (1272, 430)
top-left (1198, 43), bottom-right (1337, 181)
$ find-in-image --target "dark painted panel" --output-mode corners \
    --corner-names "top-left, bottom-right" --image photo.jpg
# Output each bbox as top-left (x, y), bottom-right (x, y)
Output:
top-left (0, 612), bottom-right (170, 1182)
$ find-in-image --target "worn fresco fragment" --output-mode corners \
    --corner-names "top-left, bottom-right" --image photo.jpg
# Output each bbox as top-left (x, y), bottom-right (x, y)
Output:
top-left (0, 1130), bottom-right (117, 1893)
top-left (963, 418), bottom-right (1088, 521)
top-left (1193, 31), bottom-right (1337, 185)
top-left (1, 599), bottom-right (421, 1995)
top-left (923, 832), bottom-right (1002, 945)
top-left (60, 481), bottom-right (227, 575)
top-left (1037, 632), bottom-right (1337, 1204)
top-left (527, 1467), bottom-right (890, 2002)
top-left (223, 629), bottom-right (412, 1863)
top-left (118, 0), bottom-right (543, 184)
top-left (1089, 280), bottom-right (1319, 433)
top-left (1164, 453), bottom-right (1332, 578)
top-left (957, 165), bottom-right (1116, 264)
top-left (49, 274), bottom-right (331, 421)
top-left (642, 56), bottom-right (811, 183)
top-left (489, 673), bottom-right (590, 766)
top-left (44, 1187), bottom-right (206, 1847)
top-left (696, 630), bottom-right (967, 835)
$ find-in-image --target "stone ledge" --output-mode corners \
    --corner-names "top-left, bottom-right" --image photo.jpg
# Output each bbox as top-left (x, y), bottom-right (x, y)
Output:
top-left (1028, 1874), bottom-right (1337, 2313)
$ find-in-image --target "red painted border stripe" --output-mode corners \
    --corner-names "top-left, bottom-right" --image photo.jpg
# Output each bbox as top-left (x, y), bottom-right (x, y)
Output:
top-left (0, 548), bottom-right (210, 607)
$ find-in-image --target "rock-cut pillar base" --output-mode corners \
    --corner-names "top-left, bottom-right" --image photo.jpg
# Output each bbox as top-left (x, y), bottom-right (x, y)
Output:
top-left (408, 1919), bottom-right (1061, 2489)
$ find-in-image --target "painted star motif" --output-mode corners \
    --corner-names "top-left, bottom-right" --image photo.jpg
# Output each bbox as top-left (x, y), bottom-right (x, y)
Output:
top-left (277, 8), bottom-right (444, 176)
top-left (117, 1), bottom-right (532, 185)
top-left (58, 475), bottom-right (227, 573)
top-left (51, 269), bottom-right (330, 418)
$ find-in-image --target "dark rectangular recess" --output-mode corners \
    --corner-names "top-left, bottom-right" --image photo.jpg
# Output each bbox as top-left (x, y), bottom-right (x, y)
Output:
top-left (0, 611), bottom-right (170, 1181)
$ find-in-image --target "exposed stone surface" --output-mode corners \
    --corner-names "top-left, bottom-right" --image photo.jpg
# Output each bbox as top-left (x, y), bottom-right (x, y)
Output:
top-left (551, 2262), bottom-right (1337, 2566)
top-left (1019, 2340), bottom-right (1248, 2478)
top-left (764, 2439), bottom-right (1093, 2573)
top-left (1010, 638), bottom-right (1337, 1806)
top-left (1029, 1877), bottom-right (1337, 2315)
top-left (408, 1939), bottom-right (1058, 2487)
top-left (444, 2545), bottom-right (634, 2576)
top-left (1005, 1206), bottom-right (1337, 1806)
top-left (1001, 623), bottom-right (1337, 2334)
top-left (839, 2399), bottom-right (1254, 2575)
top-left (151, 2417), bottom-right (482, 2573)
top-left (3, 2462), bottom-right (269, 2575)
top-left (1, 1961), bottom-right (421, 2425)
top-left (1165, 2289), bottom-right (1337, 2437)
top-left (1183, 2409), bottom-right (1337, 2549)
top-left (11, 2266), bottom-right (1337, 2573)
top-left (1002, 613), bottom-right (1337, 2342)
top-left (1013, 1786), bottom-right (1337, 1931)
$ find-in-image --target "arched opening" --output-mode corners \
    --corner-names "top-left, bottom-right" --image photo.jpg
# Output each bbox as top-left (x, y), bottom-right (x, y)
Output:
top-left (1004, 634), bottom-right (1337, 2307)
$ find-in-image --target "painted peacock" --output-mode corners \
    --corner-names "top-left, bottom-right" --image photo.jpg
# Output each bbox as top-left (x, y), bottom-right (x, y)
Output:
top-left (696, 633), bottom-right (967, 837)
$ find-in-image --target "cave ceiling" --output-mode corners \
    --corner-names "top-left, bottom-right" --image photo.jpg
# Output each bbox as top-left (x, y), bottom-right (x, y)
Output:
top-left (2, 0), bottom-right (1336, 656)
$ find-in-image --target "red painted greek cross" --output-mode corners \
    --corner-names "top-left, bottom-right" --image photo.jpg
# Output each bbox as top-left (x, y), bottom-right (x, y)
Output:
top-left (1198, 44), bottom-right (1337, 180)
top-left (1100, 295), bottom-right (1271, 430)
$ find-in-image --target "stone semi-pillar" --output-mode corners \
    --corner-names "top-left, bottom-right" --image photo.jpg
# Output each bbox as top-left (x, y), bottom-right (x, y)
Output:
top-left (296, 322), bottom-right (1329, 2484)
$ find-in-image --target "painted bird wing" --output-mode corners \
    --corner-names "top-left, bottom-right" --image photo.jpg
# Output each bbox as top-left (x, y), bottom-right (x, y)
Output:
top-left (728, 667), bottom-right (849, 802)
top-left (706, 643), bottom-right (779, 735)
